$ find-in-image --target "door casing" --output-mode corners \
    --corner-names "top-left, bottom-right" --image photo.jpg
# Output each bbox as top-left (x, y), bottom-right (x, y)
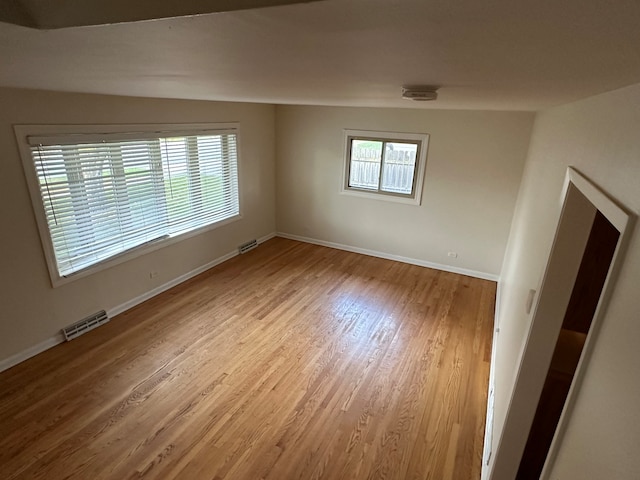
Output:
top-left (489, 167), bottom-right (633, 479)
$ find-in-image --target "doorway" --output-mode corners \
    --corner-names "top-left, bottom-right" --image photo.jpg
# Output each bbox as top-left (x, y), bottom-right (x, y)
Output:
top-left (516, 210), bottom-right (620, 479)
top-left (490, 167), bottom-right (632, 479)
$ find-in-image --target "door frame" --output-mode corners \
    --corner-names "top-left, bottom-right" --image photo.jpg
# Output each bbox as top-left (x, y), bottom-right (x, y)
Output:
top-left (490, 167), bottom-right (632, 479)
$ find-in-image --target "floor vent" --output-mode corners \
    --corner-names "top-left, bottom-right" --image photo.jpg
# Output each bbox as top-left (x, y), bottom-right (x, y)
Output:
top-left (238, 239), bottom-right (258, 254)
top-left (62, 310), bottom-right (110, 341)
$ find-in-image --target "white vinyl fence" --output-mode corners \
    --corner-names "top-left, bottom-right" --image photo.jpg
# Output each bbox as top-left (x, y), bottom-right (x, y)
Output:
top-left (349, 147), bottom-right (416, 194)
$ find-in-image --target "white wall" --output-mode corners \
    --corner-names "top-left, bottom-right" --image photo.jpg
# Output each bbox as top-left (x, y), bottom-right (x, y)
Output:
top-left (490, 83), bottom-right (640, 479)
top-left (275, 105), bottom-right (534, 278)
top-left (0, 88), bottom-right (276, 365)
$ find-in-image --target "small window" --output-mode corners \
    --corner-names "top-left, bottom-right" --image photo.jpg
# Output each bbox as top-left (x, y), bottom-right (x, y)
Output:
top-left (16, 123), bottom-right (241, 285)
top-left (343, 130), bottom-right (429, 205)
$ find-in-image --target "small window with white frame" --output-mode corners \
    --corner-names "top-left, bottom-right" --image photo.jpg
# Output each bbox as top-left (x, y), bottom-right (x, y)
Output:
top-left (342, 129), bottom-right (429, 205)
top-left (16, 123), bottom-right (241, 286)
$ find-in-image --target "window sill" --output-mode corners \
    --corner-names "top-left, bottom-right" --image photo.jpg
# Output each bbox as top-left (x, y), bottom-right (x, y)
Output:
top-left (50, 213), bottom-right (242, 288)
top-left (339, 188), bottom-right (422, 206)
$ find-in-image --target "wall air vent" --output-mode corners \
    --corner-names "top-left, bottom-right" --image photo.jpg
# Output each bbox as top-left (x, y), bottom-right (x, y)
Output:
top-left (238, 239), bottom-right (258, 254)
top-left (62, 310), bottom-right (109, 341)
top-left (401, 85), bottom-right (439, 101)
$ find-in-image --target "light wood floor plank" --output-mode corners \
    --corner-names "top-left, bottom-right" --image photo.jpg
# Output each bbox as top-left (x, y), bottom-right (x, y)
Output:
top-left (0, 238), bottom-right (494, 480)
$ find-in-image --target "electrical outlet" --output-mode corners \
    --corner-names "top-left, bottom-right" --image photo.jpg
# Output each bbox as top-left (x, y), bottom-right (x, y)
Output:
top-left (149, 270), bottom-right (158, 279)
top-left (448, 252), bottom-right (458, 258)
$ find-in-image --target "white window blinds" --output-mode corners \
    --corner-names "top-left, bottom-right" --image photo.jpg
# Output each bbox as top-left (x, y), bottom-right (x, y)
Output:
top-left (28, 129), bottom-right (239, 278)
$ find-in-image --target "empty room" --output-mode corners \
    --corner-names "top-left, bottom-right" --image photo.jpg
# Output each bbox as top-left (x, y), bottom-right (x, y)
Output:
top-left (1, 1), bottom-right (639, 479)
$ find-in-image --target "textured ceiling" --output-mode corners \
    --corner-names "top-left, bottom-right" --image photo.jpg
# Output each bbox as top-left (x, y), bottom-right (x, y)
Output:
top-left (1, 0), bottom-right (640, 110)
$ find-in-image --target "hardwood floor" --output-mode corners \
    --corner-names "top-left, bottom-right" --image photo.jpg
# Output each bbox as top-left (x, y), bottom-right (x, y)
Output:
top-left (0, 238), bottom-right (495, 480)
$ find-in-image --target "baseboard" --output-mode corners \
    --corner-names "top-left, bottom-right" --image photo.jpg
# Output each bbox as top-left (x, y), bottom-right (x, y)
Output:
top-left (0, 333), bottom-right (65, 373)
top-left (276, 232), bottom-right (499, 282)
top-left (258, 232), bottom-right (277, 243)
top-left (0, 232), bottom-right (277, 373)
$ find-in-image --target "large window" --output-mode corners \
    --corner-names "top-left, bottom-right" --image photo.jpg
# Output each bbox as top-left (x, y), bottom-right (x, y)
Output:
top-left (17, 124), bottom-right (240, 285)
top-left (343, 129), bottom-right (429, 205)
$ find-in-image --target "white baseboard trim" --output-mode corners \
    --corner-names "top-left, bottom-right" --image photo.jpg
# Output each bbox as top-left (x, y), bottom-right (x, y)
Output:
top-left (0, 333), bottom-right (65, 373)
top-left (0, 232), bottom-right (277, 373)
top-left (276, 232), bottom-right (499, 282)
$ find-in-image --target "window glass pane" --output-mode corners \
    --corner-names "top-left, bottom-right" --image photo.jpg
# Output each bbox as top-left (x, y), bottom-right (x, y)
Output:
top-left (161, 137), bottom-right (193, 228)
top-left (199, 136), bottom-right (224, 215)
top-left (381, 142), bottom-right (417, 195)
top-left (198, 135), bottom-right (238, 219)
top-left (349, 139), bottom-right (382, 190)
top-left (120, 140), bottom-right (167, 239)
top-left (34, 142), bottom-right (168, 275)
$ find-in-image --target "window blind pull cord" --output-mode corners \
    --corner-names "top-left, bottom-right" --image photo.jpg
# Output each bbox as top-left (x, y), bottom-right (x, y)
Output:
top-left (36, 143), bottom-right (59, 226)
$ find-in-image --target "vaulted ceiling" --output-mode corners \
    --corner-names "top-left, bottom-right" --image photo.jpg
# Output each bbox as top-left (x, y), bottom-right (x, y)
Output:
top-left (1, 0), bottom-right (640, 110)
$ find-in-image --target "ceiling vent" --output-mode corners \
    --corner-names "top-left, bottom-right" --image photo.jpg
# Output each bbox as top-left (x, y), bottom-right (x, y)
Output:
top-left (402, 86), bottom-right (439, 101)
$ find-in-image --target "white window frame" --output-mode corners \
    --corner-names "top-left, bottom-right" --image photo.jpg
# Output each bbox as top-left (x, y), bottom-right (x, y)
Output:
top-left (341, 129), bottom-right (429, 205)
top-left (15, 123), bottom-right (242, 287)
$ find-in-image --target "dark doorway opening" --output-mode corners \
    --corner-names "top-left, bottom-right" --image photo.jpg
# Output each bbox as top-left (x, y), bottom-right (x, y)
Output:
top-left (516, 211), bottom-right (620, 479)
